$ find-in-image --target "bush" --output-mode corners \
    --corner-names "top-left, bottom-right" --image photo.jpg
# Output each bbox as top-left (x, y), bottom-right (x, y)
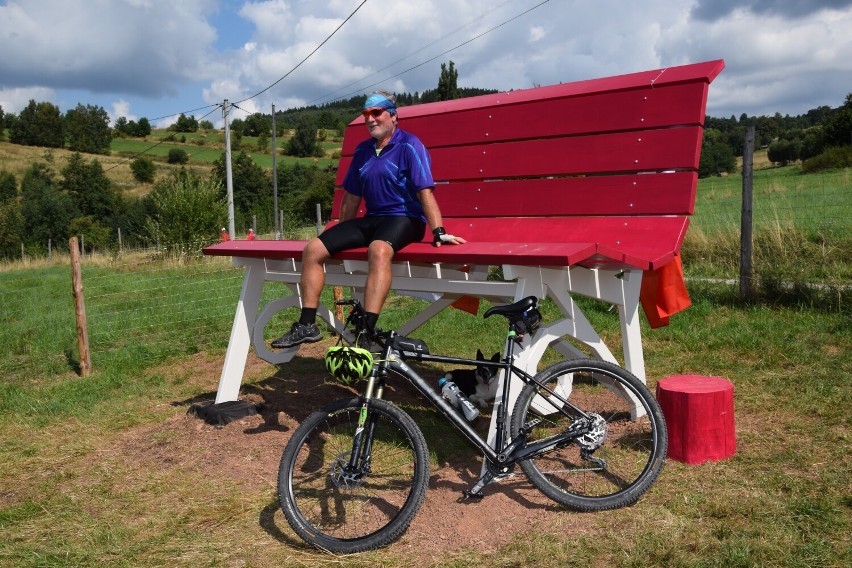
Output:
top-left (145, 170), bottom-right (226, 256)
top-left (130, 157), bottom-right (156, 183)
top-left (167, 148), bottom-right (189, 164)
top-left (801, 146), bottom-right (852, 173)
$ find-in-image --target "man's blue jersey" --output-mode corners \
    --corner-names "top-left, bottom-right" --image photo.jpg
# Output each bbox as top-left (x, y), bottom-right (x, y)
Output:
top-left (342, 128), bottom-right (434, 221)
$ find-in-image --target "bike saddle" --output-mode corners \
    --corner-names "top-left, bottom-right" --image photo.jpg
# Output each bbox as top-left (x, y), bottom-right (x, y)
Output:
top-left (484, 296), bottom-right (538, 319)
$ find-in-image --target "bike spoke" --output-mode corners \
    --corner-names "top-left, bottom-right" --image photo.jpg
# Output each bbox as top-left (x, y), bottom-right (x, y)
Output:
top-left (280, 399), bottom-right (429, 551)
top-left (512, 361), bottom-right (666, 510)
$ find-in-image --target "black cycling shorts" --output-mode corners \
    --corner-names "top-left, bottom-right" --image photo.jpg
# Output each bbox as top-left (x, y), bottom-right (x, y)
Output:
top-left (318, 216), bottom-right (426, 255)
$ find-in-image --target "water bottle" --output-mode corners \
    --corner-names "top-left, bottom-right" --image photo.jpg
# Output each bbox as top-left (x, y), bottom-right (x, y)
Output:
top-left (438, 377), bottom-right (480, 421)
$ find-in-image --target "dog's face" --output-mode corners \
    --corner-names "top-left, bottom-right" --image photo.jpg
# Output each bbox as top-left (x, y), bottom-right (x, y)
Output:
top-left (475, 349), bottom-right (500, 385)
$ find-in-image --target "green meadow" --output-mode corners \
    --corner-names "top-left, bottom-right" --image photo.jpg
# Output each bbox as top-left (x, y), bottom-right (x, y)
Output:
top-left (0, 165), bottom-right (849, 567)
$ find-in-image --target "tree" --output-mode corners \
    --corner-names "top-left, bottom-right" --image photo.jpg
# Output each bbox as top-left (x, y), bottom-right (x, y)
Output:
top-left (132, 117), bottom-right (152, 137)
top-left (799, 127), bottom-right (825, 161)
top-left (130, 156), bottom-right (156, 183)
top-left (767, 139), bottom-right (801, 166)
top-left (70, 215), bottom-right (112, 251)
top-left (65, 103), bottom-right (112, 154)
top-left (436, 61), bottom-right (460, 101)
top-left (275, 162), bottom-right (335, 228)
top-left (212, 151), bottom-right (271, 228)
top-left (243, 113), bottom-right (271, 137)
top-left (20, 163), bottom-right (76, 250)
top-left (172, 113), bottom-right (198, 133)
top-left (0, 170), bottom-right (17, 200)
top-left (113, 116), bottom-right (129, 136)
top-left (0, 170), bottom-right (21, 258)
top-left (146, 169), bottom-right (227, 254)
top-left (0, 198), bottom-right (23, 259)
top-left (0, 105), bottom-right (4, 141)
top-left (113, 193), bottom-right (156, 249)
top-left (10, 100), bottom-right (65, 148)
top-left (822, 93), bottom-right (852, 147)
top-left (285, 114), bottom-right (322, 157)
top-left (61, 152), bottom-right (115, 220)
top-left (698, 129), bottom-right (736, 177)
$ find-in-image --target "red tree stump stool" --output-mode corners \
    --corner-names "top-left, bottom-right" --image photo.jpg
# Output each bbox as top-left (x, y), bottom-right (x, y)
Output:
top-left (656, 375), bottom-right (736, 464)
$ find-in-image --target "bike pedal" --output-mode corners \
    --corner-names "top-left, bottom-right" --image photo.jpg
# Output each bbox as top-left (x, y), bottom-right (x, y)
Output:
top-left (460, 489), bottom-right (484, 501)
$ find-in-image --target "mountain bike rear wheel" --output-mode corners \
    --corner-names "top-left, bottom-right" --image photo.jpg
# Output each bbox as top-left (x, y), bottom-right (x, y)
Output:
top-left (278, 397), bottom-right (429, 553)
top-left (511, 359), bottom-right (667, 511)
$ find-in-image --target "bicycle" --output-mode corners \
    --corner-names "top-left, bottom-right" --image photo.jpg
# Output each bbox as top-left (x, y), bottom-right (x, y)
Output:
top-left (277, 296), bottom-right (667, 553)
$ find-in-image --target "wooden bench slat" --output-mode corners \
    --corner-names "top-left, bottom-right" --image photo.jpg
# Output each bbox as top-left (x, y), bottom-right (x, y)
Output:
top-left (335, 126), bottom-right (703, 187)
top-left (341, 59), bottom-right (724, 155)
top-left (343, 82), bottom-right (710, 154)
top-left (204, 240), bottom-right (308, 261)
top-left (204, 212), bottom-right (688, 271)
top-left (332, 171), bottom-right (697, 219)
top-left (434, 172), bottom-right (697, 217)
top-left (335, 241), bottom-right (599, 267)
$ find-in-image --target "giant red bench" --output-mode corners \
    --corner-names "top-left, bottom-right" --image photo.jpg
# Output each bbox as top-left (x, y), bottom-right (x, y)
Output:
top-left (204, 59), bottom-right (725, 412)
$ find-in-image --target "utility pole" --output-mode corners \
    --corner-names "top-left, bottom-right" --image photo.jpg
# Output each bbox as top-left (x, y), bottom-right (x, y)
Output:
top-left (272, 103), bottom-right (281, 239)
top-left (223, 100), bottom-right (236, 240)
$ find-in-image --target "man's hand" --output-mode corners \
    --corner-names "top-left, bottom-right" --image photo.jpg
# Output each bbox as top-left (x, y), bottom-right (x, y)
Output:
top-left (432, 227), bottom-right (467, 247)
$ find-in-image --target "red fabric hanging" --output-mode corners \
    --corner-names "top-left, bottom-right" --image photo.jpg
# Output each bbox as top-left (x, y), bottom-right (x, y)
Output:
top-left (639, 254), bottom-right (691, 328)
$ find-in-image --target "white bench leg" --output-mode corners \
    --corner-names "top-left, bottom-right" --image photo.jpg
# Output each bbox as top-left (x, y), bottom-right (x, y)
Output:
top-left (616, 269), bottom-right (646, 382)
top-left (215, 264), bottom-right (264, 403)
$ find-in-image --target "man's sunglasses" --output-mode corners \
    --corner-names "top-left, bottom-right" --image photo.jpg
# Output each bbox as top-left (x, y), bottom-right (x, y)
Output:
top-left (361, 108), bottom-right (385, 118)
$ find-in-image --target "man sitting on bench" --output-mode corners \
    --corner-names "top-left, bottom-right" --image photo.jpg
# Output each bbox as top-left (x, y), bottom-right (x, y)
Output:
top-left (271, 91), bottom-right (465, 350)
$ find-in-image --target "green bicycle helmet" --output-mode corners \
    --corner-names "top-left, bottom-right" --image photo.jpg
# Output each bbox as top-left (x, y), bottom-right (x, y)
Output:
top-left (324, 346), bottom-right (374, 383)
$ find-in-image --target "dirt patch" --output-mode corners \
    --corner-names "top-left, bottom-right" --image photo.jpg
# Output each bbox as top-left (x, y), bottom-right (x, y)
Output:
top-left (112, 345), bottom-right (582, 563)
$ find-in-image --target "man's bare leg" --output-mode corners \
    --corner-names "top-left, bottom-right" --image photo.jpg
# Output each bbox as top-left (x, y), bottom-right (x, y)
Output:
top-left (299, 238), bottom-right (331, 309)
top-left (363, 240), bottom-right (394, 314)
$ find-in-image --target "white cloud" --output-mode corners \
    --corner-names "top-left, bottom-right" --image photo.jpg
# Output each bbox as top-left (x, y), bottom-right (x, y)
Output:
top-left (0, 0), bottom-right (849, 120)
top-left (0, 87), bottom-right (56, 114)
top-left (529, 25), bottom-right (546, 42)
top-left (0, 0), bottom-right (219, 99)
top-left (110, 100), bottom-right (136, 126)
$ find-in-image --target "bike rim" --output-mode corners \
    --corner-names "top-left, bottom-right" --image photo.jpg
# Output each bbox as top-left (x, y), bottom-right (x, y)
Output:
top-left (285, 405), bottom-right (422, 544)
top-left (522, 365), bottom-right (662, 501)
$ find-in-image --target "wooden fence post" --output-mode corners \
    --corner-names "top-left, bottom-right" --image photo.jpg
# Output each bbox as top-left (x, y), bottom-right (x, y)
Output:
top-left (740, 126), bottom-right (755, 301)
top-left (70, 236), bottom-right (92, 376)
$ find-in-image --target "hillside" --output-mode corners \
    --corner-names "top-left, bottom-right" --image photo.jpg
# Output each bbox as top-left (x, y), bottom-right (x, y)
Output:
top-left (0, 128), bottom-right (341, 199)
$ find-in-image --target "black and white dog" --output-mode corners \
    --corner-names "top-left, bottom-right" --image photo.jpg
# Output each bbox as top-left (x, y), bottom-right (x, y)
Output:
top-left (442, 350), bottom-right (500, 408)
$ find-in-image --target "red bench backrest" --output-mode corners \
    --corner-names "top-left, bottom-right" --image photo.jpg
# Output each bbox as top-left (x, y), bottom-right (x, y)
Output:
top-left (331, 60), bottom-right (724, 268)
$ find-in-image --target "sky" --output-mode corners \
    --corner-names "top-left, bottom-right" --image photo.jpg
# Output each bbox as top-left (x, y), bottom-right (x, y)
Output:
top-left (1, 0), bottom-right (851, 128)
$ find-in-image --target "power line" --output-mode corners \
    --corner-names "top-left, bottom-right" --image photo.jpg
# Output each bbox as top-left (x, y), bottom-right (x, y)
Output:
top-left (149, 103), bottom-right (220, 125)
top-left (303, 0), bottom-right (518, 106)
top-left (310, 0), bottom-right (552, 107)
top-left (233, 0), bottom-right (370, 106)
top-left (105, 0), bottom-right (549, 169)
top-left (104, 103), bottom-right (223, 173)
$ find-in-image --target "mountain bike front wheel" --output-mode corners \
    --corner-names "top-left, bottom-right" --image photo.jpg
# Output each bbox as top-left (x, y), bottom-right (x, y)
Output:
top-left (278, 397), bottom-right (429, 553)
top-left (511, 359), bottom-right (667, 511)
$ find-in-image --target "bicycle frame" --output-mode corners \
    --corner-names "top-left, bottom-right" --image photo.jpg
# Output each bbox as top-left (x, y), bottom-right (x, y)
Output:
top-left (350, 328), bottom-right (593, 471)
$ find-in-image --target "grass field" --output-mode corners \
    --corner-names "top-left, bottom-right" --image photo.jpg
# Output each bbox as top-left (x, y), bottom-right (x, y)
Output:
top-left (0, 243), bottom-right (849, 566)
top-left (1, 141), bottom-right (850, 565)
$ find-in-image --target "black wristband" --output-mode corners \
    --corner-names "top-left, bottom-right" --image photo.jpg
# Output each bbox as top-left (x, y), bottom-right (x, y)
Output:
top-left (432, 227), bottom-right (446, 247)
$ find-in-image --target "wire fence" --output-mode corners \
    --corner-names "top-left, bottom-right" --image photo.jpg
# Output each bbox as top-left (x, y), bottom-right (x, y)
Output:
top-left (1, 242), bottom-right (281, 380)
top-left (692, 168), bottom-right (851, 237)
top-left (2, 170), bottom-right (849, 380)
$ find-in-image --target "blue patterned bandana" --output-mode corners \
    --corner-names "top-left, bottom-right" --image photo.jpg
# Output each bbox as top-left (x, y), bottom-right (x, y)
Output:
top-left (363, 93), bottom-right (397, 115)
